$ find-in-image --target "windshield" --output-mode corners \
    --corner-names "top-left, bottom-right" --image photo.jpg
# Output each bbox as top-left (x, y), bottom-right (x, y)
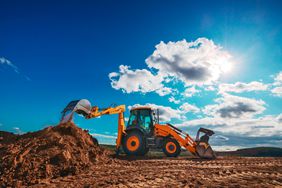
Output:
top-left (127, 109), bottom-right (154, 132)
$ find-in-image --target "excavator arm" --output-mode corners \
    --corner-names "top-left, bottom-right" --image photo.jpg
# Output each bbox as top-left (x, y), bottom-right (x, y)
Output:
top-left (60, 99), bottom-right (126, 152)
top-left (86, 105), bottom-right (126, 151)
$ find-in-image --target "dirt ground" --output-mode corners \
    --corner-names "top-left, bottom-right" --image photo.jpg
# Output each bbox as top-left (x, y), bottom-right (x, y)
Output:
top-left (1, 123), bottom-right (281, 187)
top-left (29, 155), bottom-right (282, 188)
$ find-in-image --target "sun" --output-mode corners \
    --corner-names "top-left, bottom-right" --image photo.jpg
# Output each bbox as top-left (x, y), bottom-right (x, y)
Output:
top-left (221, 62), bottom-right (233, 73)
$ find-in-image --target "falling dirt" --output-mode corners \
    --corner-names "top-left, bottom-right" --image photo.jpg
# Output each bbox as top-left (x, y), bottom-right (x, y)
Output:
top-left (0, 124), bottom-right (282, 187)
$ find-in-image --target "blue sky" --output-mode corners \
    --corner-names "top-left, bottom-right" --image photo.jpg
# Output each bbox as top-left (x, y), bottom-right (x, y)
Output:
top-left (0, 0), bottom-right (282, 150)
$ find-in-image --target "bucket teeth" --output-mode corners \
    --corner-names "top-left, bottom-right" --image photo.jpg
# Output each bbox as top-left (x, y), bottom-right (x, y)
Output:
top-left (196, 143), bottom-right (216, 159)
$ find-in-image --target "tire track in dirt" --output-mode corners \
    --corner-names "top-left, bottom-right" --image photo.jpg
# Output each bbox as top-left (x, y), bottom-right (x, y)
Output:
top-left (30, 156), bottom-right (282, 188)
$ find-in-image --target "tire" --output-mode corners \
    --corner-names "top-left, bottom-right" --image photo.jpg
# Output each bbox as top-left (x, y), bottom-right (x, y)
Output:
top-left (122, 131), bottom-right (145, 156)
top-left (162, 138), bottom-right (181, 157)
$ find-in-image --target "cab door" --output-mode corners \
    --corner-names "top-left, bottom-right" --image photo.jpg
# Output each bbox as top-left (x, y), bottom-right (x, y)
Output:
top-left (138, 109), bottom-right (154, 135)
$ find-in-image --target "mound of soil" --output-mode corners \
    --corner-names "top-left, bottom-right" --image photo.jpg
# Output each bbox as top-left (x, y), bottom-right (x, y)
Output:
top-left (0, 123), bottom-right (110, 187)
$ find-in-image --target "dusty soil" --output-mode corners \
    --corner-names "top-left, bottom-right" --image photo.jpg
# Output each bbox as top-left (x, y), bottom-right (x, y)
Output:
top-left (27, 156), bottom-right (282, 188)
top-left (1, 123), bottom-right (281, 187)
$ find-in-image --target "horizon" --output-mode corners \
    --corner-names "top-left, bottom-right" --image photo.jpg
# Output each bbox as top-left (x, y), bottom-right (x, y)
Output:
top-left (1, 0), bottom-right (282, 151)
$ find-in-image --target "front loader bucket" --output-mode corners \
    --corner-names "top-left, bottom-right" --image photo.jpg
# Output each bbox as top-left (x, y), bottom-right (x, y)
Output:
top-left (60, 99), bottom-right (92, 123)
top-left (196, 143), bottom-right (216, 159)
top-left (195, 127), bottom-right (216, 159)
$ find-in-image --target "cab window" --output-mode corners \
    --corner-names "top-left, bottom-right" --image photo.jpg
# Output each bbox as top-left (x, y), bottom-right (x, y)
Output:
top-left (139, 109), bottom-right (153, 131)
top-left (127, 110), bottom-right (138, 127)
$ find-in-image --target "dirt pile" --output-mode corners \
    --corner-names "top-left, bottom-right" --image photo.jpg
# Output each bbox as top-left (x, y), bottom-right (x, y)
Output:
top-left (0, 122), bottom-right (110, 187)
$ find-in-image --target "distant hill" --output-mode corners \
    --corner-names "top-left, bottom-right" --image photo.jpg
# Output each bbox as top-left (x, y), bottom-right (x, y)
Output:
top-left (217, 147), bottom-right (282, 157)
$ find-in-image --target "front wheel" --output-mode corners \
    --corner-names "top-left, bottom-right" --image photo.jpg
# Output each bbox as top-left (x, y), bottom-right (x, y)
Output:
top-left (162, 138), bottom-right (181, 157)
top-left (122, 131), bottom-right (145, 156)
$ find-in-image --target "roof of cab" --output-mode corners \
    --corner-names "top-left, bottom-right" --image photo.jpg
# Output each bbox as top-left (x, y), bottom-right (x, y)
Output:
top-left (130, 106), bottom-right (153, 111)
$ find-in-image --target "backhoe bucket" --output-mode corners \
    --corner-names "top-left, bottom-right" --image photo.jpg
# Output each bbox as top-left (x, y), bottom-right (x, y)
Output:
top-left (60, 99), bottom-right (92, 123)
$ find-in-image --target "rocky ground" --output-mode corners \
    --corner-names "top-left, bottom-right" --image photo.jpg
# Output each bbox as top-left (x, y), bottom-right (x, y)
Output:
top-left (1, 123), bottom-right (281, 187)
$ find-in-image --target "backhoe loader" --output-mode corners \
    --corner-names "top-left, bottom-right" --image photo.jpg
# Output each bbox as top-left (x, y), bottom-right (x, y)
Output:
top-left (61, 99), bottom-right (216, 159)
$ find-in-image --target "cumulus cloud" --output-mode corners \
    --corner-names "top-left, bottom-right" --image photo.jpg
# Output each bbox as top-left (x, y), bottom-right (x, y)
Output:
top-left (175, 94), bottom-right (280, 138)
top-left (269, 71), bottom-right (282, 97)
top-left (179, 102), bottom-right (200, 113)
top-left (214, 115), bottom-right (282, 137)
top-left (182, 86), bottom-right (200, 97)
top-left (109, 65), bottom-right (172, 96)
top-left (176, 114), bottom-right (282, 137)
top-left (219, 81), bottom-right (268, 94)
top-left (273, 71), bottom-right (282, 86)
top-left (271, 86), bottom-right (282, 97)
top-left (168, 96), bottom-right (180, 104)
top-left (203, 94), bottom-right (266, 119)
top-left (146, 38), bottom-right (233, 86)
top-left (277, 114), bottom-right (282, 123)
top-left (0, 57), bottom-right (19, 73)
top-left (109, 38), bottom-right (233, 96)
top-left (129, 102), bottom-right (201, 122)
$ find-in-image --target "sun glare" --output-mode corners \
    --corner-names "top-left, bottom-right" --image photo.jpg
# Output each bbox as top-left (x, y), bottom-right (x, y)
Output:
top-left (222, 62), bottom-right (233, 73)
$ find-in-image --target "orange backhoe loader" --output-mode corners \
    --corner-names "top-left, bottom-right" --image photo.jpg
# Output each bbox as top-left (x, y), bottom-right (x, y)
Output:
top-left (61, 99), bottom-right (216, 159)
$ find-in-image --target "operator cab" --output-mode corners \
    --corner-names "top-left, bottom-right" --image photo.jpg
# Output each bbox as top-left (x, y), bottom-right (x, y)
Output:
top-left (127, 107), bottom-right (158, 135)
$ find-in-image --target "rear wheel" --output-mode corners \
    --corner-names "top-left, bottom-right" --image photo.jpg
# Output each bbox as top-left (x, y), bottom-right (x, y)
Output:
top-left (122, 131), bottom-right (145, 156)
top-left (162, 138), bottom-right (181, 157)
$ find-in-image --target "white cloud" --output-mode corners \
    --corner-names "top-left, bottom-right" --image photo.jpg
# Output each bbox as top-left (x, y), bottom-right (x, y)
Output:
top-left (269, 72), bottom-right (282, 97)
top-left (109, 65), bottom-right (172, 96)
top-left (219, 81), bottom-right (268, 94)
top-left (271, 86), bottom-right (282, 97)
top-left (176, 114), bottom-right (282, 137)
top-left (212, 145), bottom-right (240, 151)
top-left (204, 85), bottom-right (216, 91)
top-left (129, 102), bottom-right (201, 122)
top-left (277, 114), bottom-right (282, 123)
top-left (179, 102), bottom-right (200, 113)
top-left (109, 38), bottom-right (233, 96)
top-left (0, 57), bottom-right (30, 81)
top-left (273, 71), bottom-right (282, 86)
top-left (213, 115), bottom-right (282, 137)
top-left (90, 133), bottom-right (116, 139)
top-left (168, 96), bottom-right (180, 104)
top-left (203, 94), bottom-right (266, 119)
top-left (146, 38), bottom-right (233, 86)
top-left (13, 127), bottom-right (24, 134)
top-left (214, 135), bottom-right (229, 141)
top-left (182, 86), bottom-right (200, 97)
top-left (0, 57), bottom-right (19, 73)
